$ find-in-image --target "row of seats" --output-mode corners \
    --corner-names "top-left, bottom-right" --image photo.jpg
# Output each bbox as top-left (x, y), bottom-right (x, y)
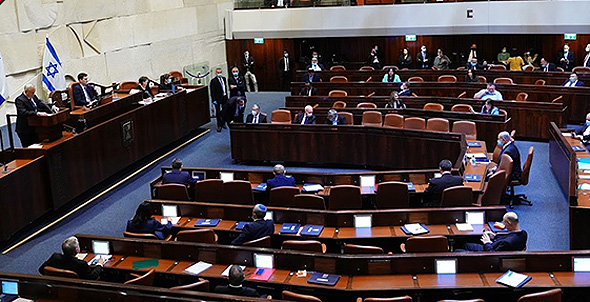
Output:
top-left (320, 90), bottom-right (561, 103)
top-left (329, 62), bottom-right (590, 74)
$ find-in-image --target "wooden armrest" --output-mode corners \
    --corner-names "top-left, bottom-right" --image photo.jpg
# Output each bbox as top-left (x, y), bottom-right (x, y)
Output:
top-left (356, 298), bottom-right (363, 302)
top-left (130, 273), bottom-right (142, 279)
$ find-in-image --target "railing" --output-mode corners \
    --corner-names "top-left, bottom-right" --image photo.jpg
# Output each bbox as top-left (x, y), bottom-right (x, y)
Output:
top-left (234, 0), bottom-right (545, 9)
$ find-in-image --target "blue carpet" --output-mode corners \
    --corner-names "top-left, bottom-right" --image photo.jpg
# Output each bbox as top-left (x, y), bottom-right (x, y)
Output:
top-left (0, 92), bottom-right (569, 275)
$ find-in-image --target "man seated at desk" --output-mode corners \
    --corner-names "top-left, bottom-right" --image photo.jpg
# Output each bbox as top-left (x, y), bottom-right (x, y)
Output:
top-left (423, 159), bottom-right (464, 207)
top-left (39, 237), bottom-right (103, 280)
top-left (299, 81), bottom-right (318, 96)
top-left (245, 104), bottom-right (267, 124)
top-left (574, 113), bottom-right (590, 148)
top-left (398, 82), bottom-right (412, 97)
top-left (134, 76), bottom-right (155, 99)
top-left (15, 84), bottom-right (59, 147)
top-left (158, 73), bottom-right (180, 93)
top-left (325, 109), bottom-right (348, 125)
top-left (162, 158), bottom-right (196, 186)
top-left (73, 72), bottom-right (98, 107)
top-left (474, 83), bottom-right (503, 101)
top-left (214, 265), bottom-right (265, 298)
top-left (301, 68), bottom-right (321, 83)
top-left (294, 105), bottom-right (316, 124)
top-left (267, 164), bottom-right (297, 192)
top-left (231, 204), bottom-right (274, 245)
top-left (563, 72), bottom-right (584, 87)
top-left (458, 212), bottom-right (527, 252)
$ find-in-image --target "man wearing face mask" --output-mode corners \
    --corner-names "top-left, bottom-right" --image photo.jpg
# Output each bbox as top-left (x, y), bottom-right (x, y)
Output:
top-left (224, 96), bottom-right (247, 124)
top-left (241, 50), bottom-right (258, 93)
top-left (433, 49), bottom-right (452, 70)
top-left (278, 50), bottom-right (293, 91)
top-left (474, 83), bottom-right (503, 101)
top-left (325, 109), bottom-right (347, 125)
top-left (540, 58), bottom-right (557, 72)
top-left (497, 46), bottom-right (510, 63)
top-left (489, 131), bottom-right (522, 181)
top-left (465, 57), bottom-right (487, 70)
top-left (416, 45), bottom-right (431, 69)
top-left (558, 44), bottom-right (575, 71)
top-left (299, 81), bottom-right (317, 96)
top-left (307, 57), bottom-right (325, 72)
top-left (583, 43), bottom-right (590, 68)
top-left (575, 113), bottom-right (590, 148)
top-left (562, 72), bottom-right (584, 87)
top-left (245, 104), bottom-right (267, 124)
top-left (367, 46), bottom-right (382, 70)
top-left (228, 66), bottom-right (246, 97)
top-left (294, 105), bottom-right (316, 125)
top-left (210, 68), bottom-right (229, 132)
top-left (231, 204), bottom-right (274, 245)
top-left (158, 73), bottom-right (177, 94)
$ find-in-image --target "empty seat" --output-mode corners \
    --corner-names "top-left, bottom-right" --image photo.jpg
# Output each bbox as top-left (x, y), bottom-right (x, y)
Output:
top-left (357, 102), bottom-right (377, 109)
top-left (451, 104), bottom-right (474, 113)
top-left (383, 114), bottom-right (404, 128)
top-left (361, 296), bottom-right (413, 302)
top-left (282, 290), bottom-right (322, 302)
top-left (497, 154), bottom-right (514, 185)
top-left (515, 92), bottom-right (529, 102)
top-left (362, 111), bottom-right (383, 127)
top-left (194, 179), bottom-right (223, 203)
top-left (328, 185), bottom-right (362, 210)
top-left (407, 76), bottom-right (424, 82)
top-left (438, 300), bottom-right (483, 302)
top-left (330, 76), bottom-right (348, 83)
top-left (534, 79), bottom-right (546, 85)
top-left (329, 90), bottom-right (348, 97)
top-left (222, 180), bottom-right (253, 205)
top-left (271, 109), bottom-right (292, 124)
top-left (269, 187), bottom-right (300, 207)
top-left (381, 65), bottom-right (399, 71)
top-left (242, 235), bottom-right (271, 247)
top-left (339, 112), bottom-right (354, 125)
top-left (423, 103), bottom-right (444, 111)
top-left (493, 77), bottom-right (514, 84)
top-left (156, 184), bottom-right (190, 201)
top-left (477, 170), bottom-right (506, 206)
top-left (556, 67), bottom-right (565, 72)
top-left (176, 229), bottom-right (218, 244)
top-left (282, 240), bottom-right (326, 253)
top-left (375, 181), bottom-right (409, 208)
top-left (400, 235), bottom-right (449, 253)
top-left (478, 76), bottom-right (487, 83)
top-left (437, 75), bottom-right (457, 82)
top-left (330, 65), bottom-right (346, 71)
top-left (332, 101), bottom-right (347, 109)
top-left (488, 64), bottom-right (507, 71)
top-left (499, 109), bottom-right (508, 119)
top-left (517, 288), bottom-right (562, 302)
top-left (293, 194), bottom-right (326, 210)
top-left (119, 81), bottom-right (140, 91)
top-left (426, 118), bottom-right (450, 132)
top-left (359, 66), bottom-right (375, 71)
top-left (43, 267), bottom-right (80, 279)
top-left (507, 146), bottom-right (534, 207)
top-left (170, 278), bottom-right (210, 291)
top-left (440, 186), bottom-right (473, 207)
top-left (573, 66), bottom-right (590, 74)
top-left (344, 244), bottom-right (385, 254)
top-left (452, 121), bottom-right (477, 140)
top-left (124, 269), bottom-right (155, 286)
top-left (523, 65), bottom-right (535, 72)
top-left (404, 117), bottom-right (426, 130)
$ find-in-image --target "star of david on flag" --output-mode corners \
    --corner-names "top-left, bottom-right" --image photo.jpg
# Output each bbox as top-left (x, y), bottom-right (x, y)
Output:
top-left (0, 51), bottom-right (7, 107)
top-left (42, 36), bottom-right (66, 92)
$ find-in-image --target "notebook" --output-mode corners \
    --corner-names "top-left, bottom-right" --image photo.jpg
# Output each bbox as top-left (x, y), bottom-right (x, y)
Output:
top-left (307, 272), bottom-right (341, 286)
top-left (184, 261), bottom-right (212, 275)
top-left (572, 145), bottom-right (586, 152)
top-left (467, 142), bottom-right (482, 148)
top-left (487, 221), bottom-right (508, 233)
top-left (464, 174), bottom-right (482, 182)
top-left (401, 223), bottom-right (430, 235)
top-left (280, 223), bottom-right (301, 234)
top-left (496, 270), bottom-right (531, 288)
top-left (235, 221), bottom-right (249, 230)
top-left (249, 268), bottom-right (275, 281)
top-left (301, 225), bottom-right (324, 236)
top-left (253, 183), bottom-right (267, 192)
top-left (194, 219), bottom-right (220, 227)
top-left (132, 258), bottom-right (159, 270)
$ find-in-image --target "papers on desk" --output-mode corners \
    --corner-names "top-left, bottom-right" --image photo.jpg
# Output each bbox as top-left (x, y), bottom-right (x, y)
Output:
top-left (455, 223), bottom-right (474, 231)
top-left (496, 270), bottom-right (532, 288)
top-left (253, 183), bottom-right (267, 192)
top-left (222, 265), bottom-right (246, 276)
top-left (235, 221), bottom-right (249, 230)
top-left (184, 261), bottom-right (212, 275)
top-left (579, 183), bottom-right (590, 190)
top-left (250, 268), bottom-right (275, 281)
top-left (132, 258), bottom-right (159, 270)
top-left (27, 143), bottom-right (43, 149)
top-left (580, 175), bottom-right (590, 180)
top-left (579, 158), bottom-right (590, 170)
top-left (161, 217), bottom-right (181, 225)
top-left (464, 174), bottom-right (482, 182)
top-left (467, 142), bottom-right (482, 148)
top-left (401, 223), bottom-right (430, 235)
top-left (301, 225), bottom-right (324, 236)
top-left (302, 184), bottom-right (324, 193)
top-left (76, 253), bottom-right (87, 260)
top-left (573, 145), bottom-right (586, 152)
top-left (562, 132), bottom-right (572, 137)
top-left (88, 255), bottom-right (111, 265)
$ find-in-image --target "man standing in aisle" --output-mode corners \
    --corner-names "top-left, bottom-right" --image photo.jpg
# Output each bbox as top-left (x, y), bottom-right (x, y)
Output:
top-left (210, 68), bottom-right (229, 132)
top-left (242, 50), bottom-right (258, 93)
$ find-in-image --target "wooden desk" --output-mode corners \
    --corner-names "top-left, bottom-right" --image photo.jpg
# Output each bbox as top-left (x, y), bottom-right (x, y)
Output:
top-left (69, 92), bottom-right (141, 127)
top-left (28, 108), bottom-right (70, 142)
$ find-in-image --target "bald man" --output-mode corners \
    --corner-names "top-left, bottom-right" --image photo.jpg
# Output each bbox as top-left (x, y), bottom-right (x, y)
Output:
top-left (15, 84), bottom-right (59, 147)
top-left (459, 212), bottom-right (527, 252)
top-left (495, 131), bottom-right (522, 181)
top-left (294, 105), bottom-right (316, 125)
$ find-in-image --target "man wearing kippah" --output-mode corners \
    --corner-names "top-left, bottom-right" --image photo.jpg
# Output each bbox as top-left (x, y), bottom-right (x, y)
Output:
top-left (231, 204), bottom-right (274, 245)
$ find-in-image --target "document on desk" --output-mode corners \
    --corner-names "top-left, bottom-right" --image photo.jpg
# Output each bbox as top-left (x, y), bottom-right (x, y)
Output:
top-left (161, 217), bottom-right (181, 224)
top-left (401, 223), bottom-right (429, 235)
top-left (27, 143), bottom-right (43, 149)
top-left (184, 261), bottom-right (212, 275)
top-left (87, 255), bottom-right (112, 265)
top-left (496, 270), bottom-right (531, 288)
top-left (455, 223), bottom-right (474, 231)
top-left (302, 184), bottom-right (324, 192)
top-left (578, 183), bottom-right (590, 190)
top-left (578, 159), bottom-right (590, 170)
top-left (222, 265), bottom-right (246, 276)
top-left (76, 253), bottom-right (87, 260)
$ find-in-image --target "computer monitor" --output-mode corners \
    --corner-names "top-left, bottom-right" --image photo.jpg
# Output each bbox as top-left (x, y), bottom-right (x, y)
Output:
top-left (573, 257), bottom-right (590, 272)
top-left (354, 214), bottom-right (372, 228)
top-left (434, 173), bottom-right (442, 178)
top-left (435, 259), bottom-right (457, 274)
top-left (1, 280), bottom-right (18, 295)
top-left (465, 211), bottom-right (485, 225)
top-left (220, 172), bottom-right (234, 182)
top-left (254, 253), bottom-right (274, 269)
top-left (360, 175), bottom-right (376, 187)
top-left (162, 204), bottom-right (178, 217)
top-left (92, 240), bottom-right (110, 255)
top-left (264, 211), bottom-right (273, 221)
top-left (192, 171), bottom-right (206, 181)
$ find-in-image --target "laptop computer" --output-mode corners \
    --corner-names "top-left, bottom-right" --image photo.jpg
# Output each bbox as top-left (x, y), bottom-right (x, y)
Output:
top-left (0, 280), bottom-right (19, 302)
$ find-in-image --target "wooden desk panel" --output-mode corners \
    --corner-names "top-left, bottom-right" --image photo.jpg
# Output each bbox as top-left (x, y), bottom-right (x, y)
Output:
top-left (336, 226), bottom-right (393, 238)
top-left (416, 273), bottom-right (484, 288)
top-left (552, 272), bottom-right (590, 286)
top-left (351, 275), bottom-right (416, 290)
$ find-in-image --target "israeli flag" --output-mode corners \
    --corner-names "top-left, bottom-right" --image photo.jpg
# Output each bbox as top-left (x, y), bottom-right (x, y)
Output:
top-left (42, 36), bottom-right (66, 92)
top-left (0, 51), bottom-right (7, 107)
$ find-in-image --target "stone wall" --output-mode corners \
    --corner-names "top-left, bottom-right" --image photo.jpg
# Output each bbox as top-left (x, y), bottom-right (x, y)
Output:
top-left (0, 0), bottom-right (232, 126)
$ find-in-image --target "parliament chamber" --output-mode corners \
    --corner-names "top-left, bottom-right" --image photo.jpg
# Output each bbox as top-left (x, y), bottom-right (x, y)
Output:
top-left (1, 0), bottom-right (590, 301)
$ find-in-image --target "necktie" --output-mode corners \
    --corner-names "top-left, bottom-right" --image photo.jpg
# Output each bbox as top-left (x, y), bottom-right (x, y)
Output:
top-left (82, 85), bottom-right (91, 103)
top-left (30, 98), bottom-right (37, 109)
top-left (219, 78), bottom-right (226, 96)
top-left (253, 115), bottom-right (258, 123)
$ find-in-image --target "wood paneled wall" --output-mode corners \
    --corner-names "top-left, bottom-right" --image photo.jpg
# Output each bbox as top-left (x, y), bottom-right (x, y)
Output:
top-left (225, 34), bottom-right (590, 91)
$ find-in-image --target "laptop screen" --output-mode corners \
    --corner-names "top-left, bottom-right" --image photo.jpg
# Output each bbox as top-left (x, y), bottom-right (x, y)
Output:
top-left (254, 253), bottom-right (274, 269)
top-left (92, 240), bottom-right (110, 255)
top-left (1, 280), bottom-right (18, 295)
top-left (465, 211), bottom-right (485, 225)
top-left (162, 204), bottom-right (178, 217)
top-left (354, 214), bottom-right (372, 228)
top-left (360, 175), bottom-right (376, 187)
top-left (220, 172), bottom-right (234, 182)
top-left (573, 257), bottom-right (590, 272)
top-left (436, 259), bottom-right (457, 274)
top-left (192, 171), bottom-right (206, 181)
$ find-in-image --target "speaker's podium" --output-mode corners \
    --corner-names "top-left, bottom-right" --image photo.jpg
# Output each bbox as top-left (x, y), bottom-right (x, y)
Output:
top-left (27, 109), bottom-right (70, 142)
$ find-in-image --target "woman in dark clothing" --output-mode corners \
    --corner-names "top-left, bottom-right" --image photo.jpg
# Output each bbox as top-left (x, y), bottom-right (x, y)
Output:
top-left (126, 202), bottom-right (172, 239)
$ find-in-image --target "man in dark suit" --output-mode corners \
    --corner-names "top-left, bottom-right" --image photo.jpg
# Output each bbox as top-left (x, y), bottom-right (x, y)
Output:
top-left (557, 44), bottom-right (575, 71)
top-left (241, 50), bottom-right (258, 92)
top-left (39, 237), bottom-right (103, 280)
top-left (245, 104), bottom-right (268, 124)
top-left (540, 58), bottom-right (557, 72)
top-left (465, 57), bottom-right (487, 70)
top-left (306, 57), bottom-right (325, 71)
top-left (325, 109), bottom-right (347, 125)
top-left (279, 50), bottom-right (293, 91)
top-left (15, 84), bottom-right (59, 147)
top-left (416, 45), bottom-right (431, 69)
top-left (214, 265), bottom-right (261, 298)
top-left (228, 67), bottom-right (246, 97)
top-left (299, 81), bottom-right (318, 96)
top-left (459, 212), bottom-right (527, 252)
top-left (224, 96), bottom-right (247, 124)
top-left (584, 43), bottom-right (590, 68)
top-left (575, 113), bottom-right (590, 148)
top-left (398, 82), bottom-right (412, 97)
top-left (210, 68), bottom-right (229, 132)
top-left (72, 72), bottom-right (98, 106)
top-left (301, 69), bottom-right (321, 83)
top-left (162, 158), bottom-right (196, 186)
top-left (423, 159), bottom-right (464, 207)
top-left (231, 204), bottom-right (274, 245)
top-left (294, 105), bottom-right (316, 125)
top-left (494, 131), bottom-right (522, 181)
top-left (562, 72), bottom-right (585, 87)
top-left (267, 164), bottom-right (297, 191)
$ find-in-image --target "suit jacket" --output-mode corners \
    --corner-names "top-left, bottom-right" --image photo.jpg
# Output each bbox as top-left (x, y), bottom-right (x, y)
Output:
top-left (398, 89), bottom-right (412, 97)
top-left (267, 174), bottom-right (297, 191)
top-left (231, 219), bottom-right (274, 245)
top-left (301, 74), bottom-right (321, 83)
top-left (39, 253), bottom-right (103, 280)
top-left (416, 51), bottom-right (431, 68)
top-left (228, 75), bottom-right (246, 97)
top-left (15, 93), bottom-right (52, 134)
top-left (242, 56), bottom-right (255, 73)
top-left (576, 124), bottom-right (590, 144)
top-left (210, 76), bottom-right (229, 105)
top-left (246, 113), bottom-right (268, 124)
top-left (299, 87), bottom-right (318, 96)
top-left (294, 112), bottom-right (316, 124)
top-left (423, 173), bottom-right (464, 206)
top-left (72, 84), bottom-right (97, 106)
top-left (224, 96), bottom-right (247, 123)
top-left (498, 142), bottom-right (522, 181)
top-left (557, 50), bottom-right (575, 70)
top-left (214, 285), bottom-right (260, 298)
top-left (542, 63), bottom-right (557, 72)
top-left (483, 230), bottom-right (528, 251)
top-left (325, 115), bottom-right (347, 125)
top-left (306, 63), bottom-right (326, 71)
top-left (126, 219), bottom-right (172, 240)
top-left (465, 63), bottom-right (487, 70)
top-left (134, 85), bottom-right (154, 99)
top-left (562, 80), bottom-right (585, 87)
top-left (162, 169), bottom-right (196, 186)
top-left (278, 57), bottom-right (293, 73)
top-left (398, 54), bottom-right (412, 69)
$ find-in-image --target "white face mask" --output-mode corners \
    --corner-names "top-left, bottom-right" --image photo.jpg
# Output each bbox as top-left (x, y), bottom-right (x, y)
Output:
top-left (586, 47), bottom-right (590, 52)
top-left (252, 110), bottom-right (258, 116)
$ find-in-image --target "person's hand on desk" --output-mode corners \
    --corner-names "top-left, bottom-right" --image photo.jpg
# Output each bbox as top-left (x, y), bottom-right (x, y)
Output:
top-left (36, 112), bottom-right (49, 117)
top-left (481, 232), bottom-right (493, 245)
top-left (51, 105), bottom-right (59, 113)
